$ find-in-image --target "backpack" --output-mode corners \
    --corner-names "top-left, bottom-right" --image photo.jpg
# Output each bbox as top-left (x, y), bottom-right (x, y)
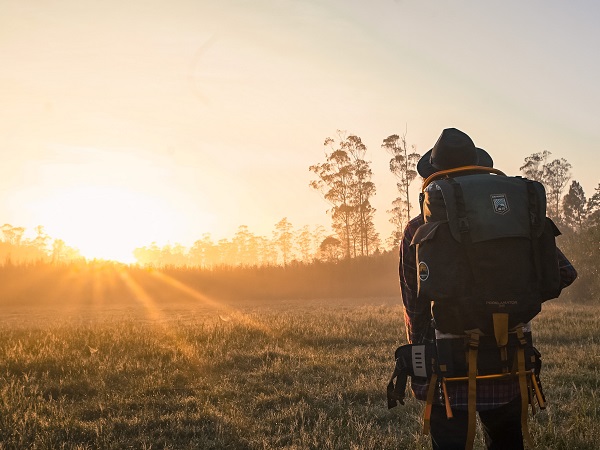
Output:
top-left (412, 166), bottom-right (562, 334)
top-left (388, 166), bottom-right (561, 450)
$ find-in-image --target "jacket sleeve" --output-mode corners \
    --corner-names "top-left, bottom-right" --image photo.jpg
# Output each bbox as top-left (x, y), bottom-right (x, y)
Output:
top-left (557, 247), bottom-right (577, 289)
top-left (399, 217), bottom-right (431, 344)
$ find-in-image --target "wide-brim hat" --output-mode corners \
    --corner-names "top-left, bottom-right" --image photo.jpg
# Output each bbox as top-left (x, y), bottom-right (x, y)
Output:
top-left (417, 128), bottom-right (493, 178)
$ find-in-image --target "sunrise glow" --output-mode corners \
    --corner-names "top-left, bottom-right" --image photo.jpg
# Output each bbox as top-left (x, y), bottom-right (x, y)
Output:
top-left (31, 185), bottom-right (181, 263)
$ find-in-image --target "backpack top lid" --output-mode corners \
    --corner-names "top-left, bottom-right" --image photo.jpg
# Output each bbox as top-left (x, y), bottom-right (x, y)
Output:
top-left (423, 173), bottom-right (547, 243)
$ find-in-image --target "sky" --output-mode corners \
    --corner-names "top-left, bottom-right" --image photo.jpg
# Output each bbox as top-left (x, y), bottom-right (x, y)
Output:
top-left (0, 0), bottom-right (598, 261)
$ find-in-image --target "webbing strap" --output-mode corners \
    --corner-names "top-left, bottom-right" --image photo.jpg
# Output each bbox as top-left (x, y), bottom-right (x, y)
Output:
top-left (465, 333), bottom-right (479, 450)
top-left (529, 378), bottom-right (537, 416)
top-left (492, 313), bottom-right (509, 347)
top-left (387, 367), bottom-right (408, 409)
top-left (516, 329), bottom-right (535, 449)
top-left (448, 179), bottom-right (480, 298)
top-left (531, 372), bottom-right (547, 409)
top-left (493, 313), bottom-right (509, 372)
top-left (525, 179), bottom-right (545, 303)
top-left (423, 373), bottom-right (438, 435)
top-left (441, 378), bottom-right (453, 419)
top-left (448, 179), bottom-right (471, 244)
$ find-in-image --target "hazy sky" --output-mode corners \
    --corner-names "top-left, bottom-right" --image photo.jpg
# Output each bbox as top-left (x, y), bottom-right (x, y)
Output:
top-left (1, 0), bottom-right (598, 260)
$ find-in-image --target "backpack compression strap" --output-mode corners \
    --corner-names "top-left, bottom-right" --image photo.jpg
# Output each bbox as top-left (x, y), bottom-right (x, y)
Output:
top-left (465, 332), bottom-right (480, 450)
top-left (423, 373), bottom-right (438, 435)
top-left (516, 328), bottom-right (536, 449)
top-left (493, 313), bottom-right (510, 372)
top-left (421, 165), bottom-right (507, 191)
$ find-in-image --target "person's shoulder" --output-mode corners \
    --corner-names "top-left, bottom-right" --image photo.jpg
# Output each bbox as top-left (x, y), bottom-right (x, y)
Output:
top-left (402, 215), bottom-right (424, 240)
top-left (408, 215), bottom-right (424, 227)
top-left (406, 215), bottom-right (424, 231)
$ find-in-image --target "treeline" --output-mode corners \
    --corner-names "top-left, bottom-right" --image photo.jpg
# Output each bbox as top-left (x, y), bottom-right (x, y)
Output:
top-left (133, 220), bottom-right (334, 268)
top-left (140, 251), bottom-right (400, 301)
top-left (0, 224), bottom-right (83, 265)
top-left (0, 252), bottom-right (401, 307)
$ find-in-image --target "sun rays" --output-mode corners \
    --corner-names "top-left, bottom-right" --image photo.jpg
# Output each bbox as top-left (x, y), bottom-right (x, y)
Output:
top-left (110, 265), bottom-right (276, 364)
top-left (0, 260), bottom-right (276, 364)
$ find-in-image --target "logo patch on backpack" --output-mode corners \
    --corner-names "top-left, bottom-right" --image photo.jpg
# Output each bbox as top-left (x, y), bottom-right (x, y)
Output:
top-left (418, 262), bottom-right (430, 281)
top-left (491, 194), bottom-right (510, 215)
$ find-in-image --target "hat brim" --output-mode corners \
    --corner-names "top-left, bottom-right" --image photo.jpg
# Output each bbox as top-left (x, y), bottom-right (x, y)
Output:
top-left (417, 147), bottom-right (493, 178)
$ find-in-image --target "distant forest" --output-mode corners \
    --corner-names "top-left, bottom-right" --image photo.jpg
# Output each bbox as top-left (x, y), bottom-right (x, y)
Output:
top-left (0, 252), bottom-right (400, 308)
top-left (0, 134), bottom-right (598, 302)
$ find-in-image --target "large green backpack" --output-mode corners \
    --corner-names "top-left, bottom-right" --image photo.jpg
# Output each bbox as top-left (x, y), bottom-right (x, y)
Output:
top-left (411, 167), bottom-right (562, 335)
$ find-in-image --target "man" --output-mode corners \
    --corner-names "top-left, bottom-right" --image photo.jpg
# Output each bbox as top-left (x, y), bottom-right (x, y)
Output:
top-left (399, 128), bottom-right (577, 450)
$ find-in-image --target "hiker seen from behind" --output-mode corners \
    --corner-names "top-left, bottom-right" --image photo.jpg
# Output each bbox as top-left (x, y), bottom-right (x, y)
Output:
top-left (388, 128), bottom-right (577, 450)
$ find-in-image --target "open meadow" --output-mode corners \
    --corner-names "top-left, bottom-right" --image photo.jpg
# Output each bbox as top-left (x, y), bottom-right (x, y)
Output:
top-left (0, 265), bottom-right (598, 449)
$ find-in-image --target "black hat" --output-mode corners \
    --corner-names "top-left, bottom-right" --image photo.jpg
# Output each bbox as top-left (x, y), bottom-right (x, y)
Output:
top-left (417, 128), bottom-right (493, 178)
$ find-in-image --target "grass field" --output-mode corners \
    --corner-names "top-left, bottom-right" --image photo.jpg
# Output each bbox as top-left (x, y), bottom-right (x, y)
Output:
top-left (0, 294), bottom-right (598, 449)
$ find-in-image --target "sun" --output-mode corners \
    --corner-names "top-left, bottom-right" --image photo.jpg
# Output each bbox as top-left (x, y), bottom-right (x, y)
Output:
top-left (34, 185), bottom-right (179, 263)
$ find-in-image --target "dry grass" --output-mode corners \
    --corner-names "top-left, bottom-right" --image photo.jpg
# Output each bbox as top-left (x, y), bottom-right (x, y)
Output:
top-left (0, 298), bottom-right (597, 449)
